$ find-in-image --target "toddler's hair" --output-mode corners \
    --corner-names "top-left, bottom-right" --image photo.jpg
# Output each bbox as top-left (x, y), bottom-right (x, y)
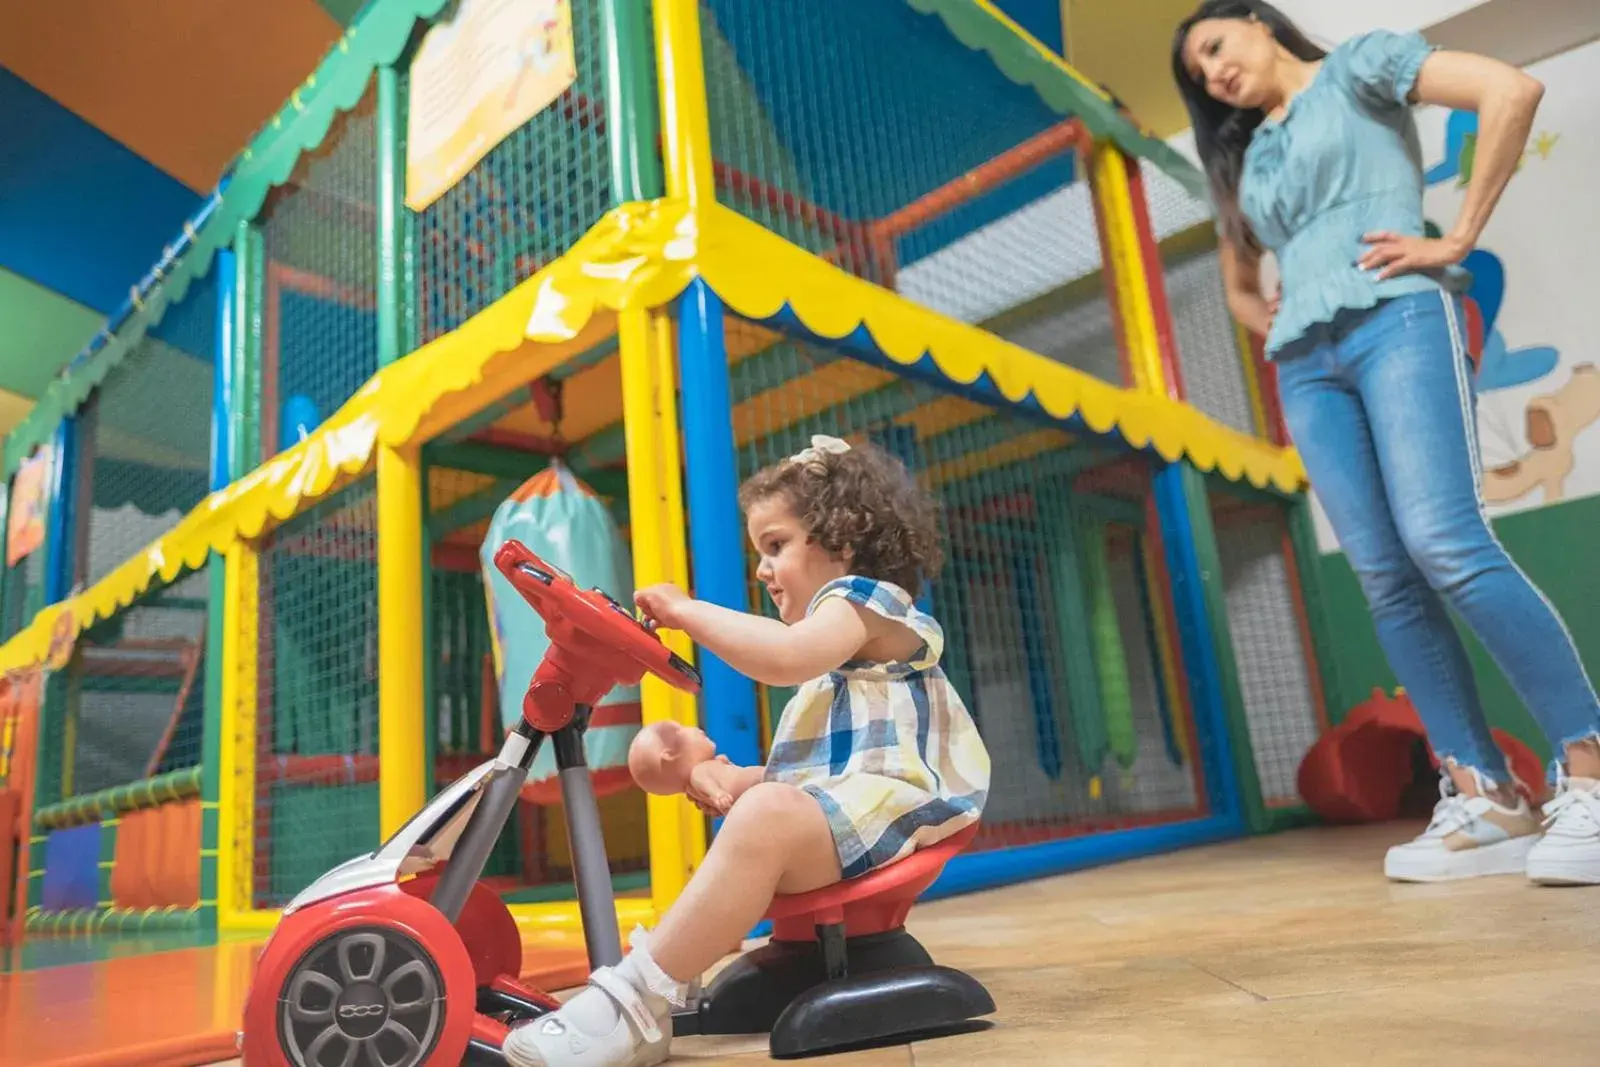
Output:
top-left (738, 439), bottom-right (943, 595)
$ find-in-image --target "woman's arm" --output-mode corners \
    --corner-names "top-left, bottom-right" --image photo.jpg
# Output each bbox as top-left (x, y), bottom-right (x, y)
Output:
top-left (1417, 51), bottom-right (1543, 252)
top-left (635, 586), bottom-right (869, 687)
top-left (1220, 235), bottom-right (1275, 339)
top-left (1361, 51), bottom-right (1543, 278)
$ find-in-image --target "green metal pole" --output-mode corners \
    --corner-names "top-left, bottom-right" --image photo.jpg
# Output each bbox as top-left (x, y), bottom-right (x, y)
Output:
top-left (600, 0), bottom-right (665, 202)
top-left (377, 64), bottom-right (406, 368)
top-left (235, 220), bottom-right (263, 469)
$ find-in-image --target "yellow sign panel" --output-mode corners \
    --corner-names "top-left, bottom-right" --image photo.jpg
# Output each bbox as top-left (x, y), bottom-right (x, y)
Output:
top-left (405, 0), bottom-right (577, 212)
top-left (6, 445), bottom-right (51, 568)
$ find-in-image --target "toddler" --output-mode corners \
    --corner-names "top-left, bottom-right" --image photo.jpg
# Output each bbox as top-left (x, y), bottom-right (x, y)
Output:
top-left (505, 434), bottom-right (991, 1067)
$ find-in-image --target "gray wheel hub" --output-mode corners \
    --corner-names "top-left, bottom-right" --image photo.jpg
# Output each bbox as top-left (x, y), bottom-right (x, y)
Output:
top-left (279, 927), bottom-right (446, 1067)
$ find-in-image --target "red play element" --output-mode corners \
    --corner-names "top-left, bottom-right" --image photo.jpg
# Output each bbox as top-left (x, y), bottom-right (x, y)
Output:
top-left (764, 823), bottom-right (978, 942)
top-left (1462, 295), bottom-right (1486, 372)
top-left (492, 541), bottom-right (701, 734)
top-left (1297, 689), bottom-right (1547, 823)
top-left (399, 868), bottom-right (522, 988)
top-left (239, 886), bottom-right (478, 1066)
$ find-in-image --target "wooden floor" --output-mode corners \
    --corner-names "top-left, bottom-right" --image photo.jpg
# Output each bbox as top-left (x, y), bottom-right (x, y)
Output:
top-left (197, 822), bottom-right (1596, 1065)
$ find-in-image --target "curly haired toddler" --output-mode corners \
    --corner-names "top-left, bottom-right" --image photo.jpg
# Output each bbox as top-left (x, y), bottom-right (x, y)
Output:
top-left (505, 435), bottom-right (991, 1067)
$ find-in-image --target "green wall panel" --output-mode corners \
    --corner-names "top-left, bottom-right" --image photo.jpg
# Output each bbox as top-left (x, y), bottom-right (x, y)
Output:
top-left (1317, 492), bottom-right (1600, 764)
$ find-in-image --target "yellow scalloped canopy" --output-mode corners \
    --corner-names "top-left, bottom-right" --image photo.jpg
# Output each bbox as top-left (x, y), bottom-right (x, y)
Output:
top-left (0, 197), bottom-right (1305, 673)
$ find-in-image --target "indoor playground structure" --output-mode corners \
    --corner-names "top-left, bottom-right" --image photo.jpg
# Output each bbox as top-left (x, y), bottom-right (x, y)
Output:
top-left (1, 0), bottom-right (1346, 1061)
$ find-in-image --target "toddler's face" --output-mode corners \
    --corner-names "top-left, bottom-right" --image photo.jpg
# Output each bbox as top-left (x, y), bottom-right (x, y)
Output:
top-left (745, 495), bottom-right (849, 624)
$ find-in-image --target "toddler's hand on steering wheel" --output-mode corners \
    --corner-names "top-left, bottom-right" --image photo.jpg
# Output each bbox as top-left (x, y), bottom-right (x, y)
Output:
top-left (635, 583), bottom-right (693, 630)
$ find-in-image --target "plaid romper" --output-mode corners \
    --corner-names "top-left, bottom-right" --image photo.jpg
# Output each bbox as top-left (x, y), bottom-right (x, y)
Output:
top-left (763, 576), bottom-right (991, 878)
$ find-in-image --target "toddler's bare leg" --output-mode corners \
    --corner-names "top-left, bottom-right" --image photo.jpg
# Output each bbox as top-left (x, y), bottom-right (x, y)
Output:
top-left (649, 781), bottom-right (842, 982)
top-left (503, 782), bottom-right (841, 1067)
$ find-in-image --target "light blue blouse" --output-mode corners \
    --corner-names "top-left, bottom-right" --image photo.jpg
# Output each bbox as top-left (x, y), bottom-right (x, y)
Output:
top-left (1241, 30), bottom-right (1469, 356)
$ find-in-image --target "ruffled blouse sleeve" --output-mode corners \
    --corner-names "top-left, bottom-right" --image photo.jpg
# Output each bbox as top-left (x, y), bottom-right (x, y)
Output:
top-left (1341, 29), bottom-right (1436, 110)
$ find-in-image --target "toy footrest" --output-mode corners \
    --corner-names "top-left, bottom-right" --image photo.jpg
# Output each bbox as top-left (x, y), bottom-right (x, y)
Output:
top-left (478, 974), bottom-right (558, 1022)
top-left (770, 965), bottom-right (995, 1059)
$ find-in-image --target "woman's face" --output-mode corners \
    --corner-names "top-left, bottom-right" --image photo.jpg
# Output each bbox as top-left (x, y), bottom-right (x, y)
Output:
top-left (1182, 16), bottom-right (1281, 109)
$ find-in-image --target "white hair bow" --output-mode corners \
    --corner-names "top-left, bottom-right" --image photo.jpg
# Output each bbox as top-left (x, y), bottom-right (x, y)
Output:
top-left (789, 434), bottom-right (851, 465)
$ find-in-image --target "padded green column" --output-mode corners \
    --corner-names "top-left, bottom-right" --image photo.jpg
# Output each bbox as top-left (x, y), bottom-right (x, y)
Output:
top-left (1080, 518), bottom-right (1137, 769)
top-left (1036, 491), bottom-right (1106, 777)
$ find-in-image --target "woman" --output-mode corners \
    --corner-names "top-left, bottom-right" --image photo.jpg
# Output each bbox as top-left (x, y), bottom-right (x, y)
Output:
top-left (1172, 1), bottom-right (1600, 884)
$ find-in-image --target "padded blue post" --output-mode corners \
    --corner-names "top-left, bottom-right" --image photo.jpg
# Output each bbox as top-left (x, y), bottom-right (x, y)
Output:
top-left (1151, 461), bottom-right (1244, 825)
top-left (212, 249), bottom-right (237, 492)
top-left (44, 418), bottom-right (76, 604)
top-left (677, 280), bottom-right (761, 768)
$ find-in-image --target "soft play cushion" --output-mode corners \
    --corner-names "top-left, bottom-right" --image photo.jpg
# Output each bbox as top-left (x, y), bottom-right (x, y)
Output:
top-left (1298, 689), bottom-right (1546, 823)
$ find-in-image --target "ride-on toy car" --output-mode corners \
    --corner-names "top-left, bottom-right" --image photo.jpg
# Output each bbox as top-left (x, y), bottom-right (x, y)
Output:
top-left (239, 539), bottom-right (992, 1066)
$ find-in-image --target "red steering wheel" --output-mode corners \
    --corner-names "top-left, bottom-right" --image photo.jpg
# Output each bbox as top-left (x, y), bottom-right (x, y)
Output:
top-left (492, 540), bottom-right (701, 734)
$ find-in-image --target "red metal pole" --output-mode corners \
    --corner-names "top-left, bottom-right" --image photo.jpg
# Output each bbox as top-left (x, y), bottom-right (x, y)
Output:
top-left (870, 120), bottom-right (1084, 241)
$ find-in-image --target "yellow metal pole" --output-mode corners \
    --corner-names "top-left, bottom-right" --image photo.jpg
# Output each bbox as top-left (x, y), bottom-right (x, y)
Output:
top-left (1089, 143), bottom-right (1167, 396)
top-left (216, 541), bottom-right (259, 929)
top-left (651, 311), bottom-right (709, 873)
top-left (1235, 321), bottom-right (1272, 441)
top-left (620, 307), bottom-right (705, 918)
top-left (653, 0), bottom-right (715, 205)
top-left (377, 444), bottom-right (427, 838)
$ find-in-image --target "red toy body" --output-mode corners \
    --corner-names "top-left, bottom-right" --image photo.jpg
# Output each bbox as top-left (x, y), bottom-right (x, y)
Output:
top-left (238, 542), bottom-right (699, 1067)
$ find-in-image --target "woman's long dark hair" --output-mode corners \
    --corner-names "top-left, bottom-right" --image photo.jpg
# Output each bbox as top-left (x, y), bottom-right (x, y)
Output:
top-left (1171, 1), bottom-right (1326, 250)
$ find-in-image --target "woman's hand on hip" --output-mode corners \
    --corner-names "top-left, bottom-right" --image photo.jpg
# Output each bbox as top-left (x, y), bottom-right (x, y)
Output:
top-left (1358, 231), bottom-right (1470, 280)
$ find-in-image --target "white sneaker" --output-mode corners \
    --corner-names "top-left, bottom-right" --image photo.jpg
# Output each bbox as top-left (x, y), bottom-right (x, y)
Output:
top-left (1526, 773), bottom-right (1600, 886)
top-left (1383, 771), bottom-right (1542, 882)
top-left (502, 965), bottom-right (671, 1067)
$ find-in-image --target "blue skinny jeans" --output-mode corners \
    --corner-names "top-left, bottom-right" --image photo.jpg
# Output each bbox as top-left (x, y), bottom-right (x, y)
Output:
top-left (1274, 289), bottom-right (1600, 785)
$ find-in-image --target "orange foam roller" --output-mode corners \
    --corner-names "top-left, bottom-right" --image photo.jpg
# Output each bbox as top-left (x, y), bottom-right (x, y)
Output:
top-left (111, 800), bottom-right (200, 909)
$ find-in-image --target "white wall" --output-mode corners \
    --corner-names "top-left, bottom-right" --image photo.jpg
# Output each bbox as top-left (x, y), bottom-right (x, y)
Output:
top-left (1269, 0), bottom-right (1486, 48)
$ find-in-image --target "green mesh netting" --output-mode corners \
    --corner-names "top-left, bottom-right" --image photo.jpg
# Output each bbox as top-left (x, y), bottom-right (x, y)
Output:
top-left (82, 271), bottom-right (218, 589)
top-left (257, 81), bottom-right (380, 463)
top-left (254, 478), bottom-right (380, 908)
top-left (1211, 494), bottom-right (1324, 806)
top-left (410, 0), bottom-right (626, 344)
top-left (700, 0), bottom-right (1129, 386)
top-left (62, 568), bottom-right (211, 798)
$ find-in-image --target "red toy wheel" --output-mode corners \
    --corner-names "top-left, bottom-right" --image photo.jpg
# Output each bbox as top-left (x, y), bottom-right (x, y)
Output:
top-left (240, 886), bottom-right (477, 1067)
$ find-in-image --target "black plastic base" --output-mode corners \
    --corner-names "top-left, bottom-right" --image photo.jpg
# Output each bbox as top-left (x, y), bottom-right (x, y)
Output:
top-left (673, 927), bottom-right (994, 1057)
top-left (477, 984), bottom-right (552, 1024)
top-left (771, 965), bottom-right (995, 1059)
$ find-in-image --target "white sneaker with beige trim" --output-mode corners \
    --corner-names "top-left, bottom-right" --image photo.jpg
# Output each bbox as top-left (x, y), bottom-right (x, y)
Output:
top-left (1383, 772), bottom-right (1542, 883)
top-left (1526, 773), bottom-right (1600, 886)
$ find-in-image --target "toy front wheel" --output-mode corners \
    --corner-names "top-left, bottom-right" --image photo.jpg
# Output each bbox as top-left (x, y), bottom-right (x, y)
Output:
top-left (241, 886), bottom-right (477, 1067)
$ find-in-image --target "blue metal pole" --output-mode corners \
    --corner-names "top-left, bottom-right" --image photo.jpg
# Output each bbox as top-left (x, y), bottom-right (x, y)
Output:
top-left (43, 418), bottom-right (77, 604)
top-left (677, 279), bottom-right (761, 768)
top-left (1151, 460), bottom-right (1244, 827)
top-left (212, 250), bottom-right (237, 492)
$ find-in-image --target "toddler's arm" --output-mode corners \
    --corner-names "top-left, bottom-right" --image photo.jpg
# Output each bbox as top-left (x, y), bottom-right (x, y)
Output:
top-left (636, 586), bottom-right (868, 687)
